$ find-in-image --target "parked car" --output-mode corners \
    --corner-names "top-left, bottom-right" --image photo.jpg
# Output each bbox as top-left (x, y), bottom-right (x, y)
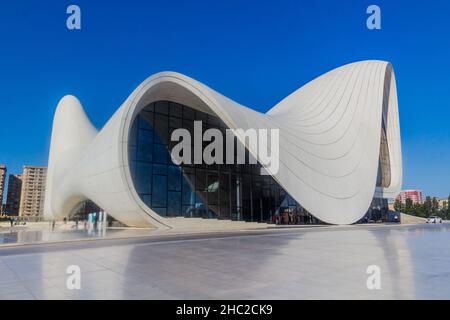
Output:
top-left (427, 216), bottom-right (443, 224)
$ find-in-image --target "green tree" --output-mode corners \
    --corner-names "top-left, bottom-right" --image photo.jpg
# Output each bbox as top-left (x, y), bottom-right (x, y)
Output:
top-left (439, 200), bottom-right (448, 219)
top-left (393, 199), bottom-right (403, 212)
top-left (423, 196), bottom-right (432, 217)
top-left (405, 198), bottom-right (413, 215)
top-left (432, 197), bottom-right (440, 215)
top-left (411, 203), bottom-right (419, 217)
top-left (447, 195), bottom-right (450, 216)
top-left (414, 202), bottom-right (426, 218)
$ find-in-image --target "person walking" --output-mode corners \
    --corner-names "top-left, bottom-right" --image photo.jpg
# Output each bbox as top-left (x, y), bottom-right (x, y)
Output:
top-left (271, 214), bottom-right (277, 225)
top-left (282, 211), bottom-right (289, 225)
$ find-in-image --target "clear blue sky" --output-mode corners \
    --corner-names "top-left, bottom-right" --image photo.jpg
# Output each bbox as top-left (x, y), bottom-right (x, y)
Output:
top-left (0, 0), bottom-right (449, 198)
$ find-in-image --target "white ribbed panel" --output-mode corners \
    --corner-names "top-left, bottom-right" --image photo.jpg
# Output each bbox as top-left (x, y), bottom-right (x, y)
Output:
top-left (44, 60), bottom-right (402, 227)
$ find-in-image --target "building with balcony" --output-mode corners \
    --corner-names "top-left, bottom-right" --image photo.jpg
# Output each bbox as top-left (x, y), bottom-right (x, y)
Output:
top-left (396, 190), bottom-right (423, 205)
top-left (19, 166), bottom-right (47, 217)
top-left (0, 165), bottom-right (6, 214)
top-left (5, 174), bottom-right (23, 216)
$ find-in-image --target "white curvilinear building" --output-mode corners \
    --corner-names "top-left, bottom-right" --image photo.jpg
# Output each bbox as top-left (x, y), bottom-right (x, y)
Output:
top-left (44, 60), bottom-right (402, 229)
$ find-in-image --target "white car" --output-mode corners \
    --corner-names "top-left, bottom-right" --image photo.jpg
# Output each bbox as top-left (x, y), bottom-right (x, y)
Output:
top-left (427, 216), bottom-right (443, 224)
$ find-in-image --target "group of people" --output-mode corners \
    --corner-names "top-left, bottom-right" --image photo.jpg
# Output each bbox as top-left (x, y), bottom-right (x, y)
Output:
top-left (8, 217), bottom-right (27, 227)
top-left (271, 208), bottom-right (316, 225)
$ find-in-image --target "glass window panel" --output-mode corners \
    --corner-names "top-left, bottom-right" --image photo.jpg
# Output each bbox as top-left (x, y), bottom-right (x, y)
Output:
top-left (182, 119), bottom-right (194, 134)
top-left (154, 114), bottom-right (168, 144)
top-left (220, 173), bottom-right (230, 192)
top-left (231, 206), bottom-right (240, 221)
top-left (218, 119), bottom-right (227, 128)
top-left (261, 187), bottom-right (271, 220)
top-left (153, 164), bottom-right (167, 175)
top-left (169, 117), bottom-right (182, 129)
top-left (129, 120), bottom-right (138, 147)
top-left (136, 162), bottom-right (152, 194)
top-left (252, 175), bottom-right (262, 218)
top-left (195, 169), bottom-right (206, 191)
top-left (155, 101), bottom-right (169, 115)
top-left (143, 103), bottom-right (154, 112)
top-left (143, 195), bottom-right (152, 208)
top-left (242, 155), bottom-right (251, 173)
top-left (208, 115), bottom-right (220, 126)
top-left (169, 102), bottom-right (182, 118)
top-left (167, 191), bottom-right (181, 216)
top-left (280, 189), bottom-right (287, 203)
top-left (287, 194), bottom-right (297, 207)
top-left (152, 175), bottom-right (167, 207)
top-left (153, 207), bottom-right (167, 217)
top-left (137, 130), bottom-right (153, 162)
top-left (242, 175), bottom-right (251, 201)
top-left (271, 185), bottom-right (280, 207)
top-left (220, 204), bottom-right (230, 219)
top-left (230, 174), bottom-right (238, 209)
top-left (193, 197), bottom-right (207, 218)
top-left (264, 177), bottom-right (271, 185)
top-left (182, 205), bottom-right (195, 217)
top-left (183, 106), bottom-right (195, 120)
top-left (196, 192), bottom-right (207, 207)
top-left (208, 205), bottom-right (219, 219)
top-left (207, 172), bottom-right (219, 205)
top-left (195, 111), bottom-right (207, 122)
top-left (253, 197), bottom-right (262, 222)
top-left (129, 146), bottom-right (137, 162)
top-left (182, 174), bottom-right (196, 205)
top-left (138, 114), bottom-right (152, 131)
top-left (140, 111), bottom-right (154, 129)
top-left (153, 144), bottom-right (168, 164)
top-left (243, 200), bottom-right (252, 222)
top-left (129, 161), bottom-right (136, 179)
top-left (242, 174), bottom-right (252, 221)
top-left (168, 166), bottom-right (181, 191)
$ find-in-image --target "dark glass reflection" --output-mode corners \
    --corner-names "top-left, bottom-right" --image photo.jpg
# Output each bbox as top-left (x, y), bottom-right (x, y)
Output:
top-left (129, 101), bottom-right (318, 223)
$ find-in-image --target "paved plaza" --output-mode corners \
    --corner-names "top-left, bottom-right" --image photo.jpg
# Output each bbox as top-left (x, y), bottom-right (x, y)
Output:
top-left (0, 223), bottom-right (449, 299)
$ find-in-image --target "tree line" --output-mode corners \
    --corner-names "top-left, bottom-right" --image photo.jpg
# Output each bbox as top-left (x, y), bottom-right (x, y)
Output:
top-left (394, 195), bottom-right (450, 219)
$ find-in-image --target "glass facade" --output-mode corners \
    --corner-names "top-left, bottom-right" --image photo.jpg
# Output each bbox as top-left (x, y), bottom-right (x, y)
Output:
top-left (364, 117), bottom-right (395, 223)
top-left (377, 117), bottom-right (391, 188)
top-left (362, 197), bottom-right (394, 223)
top-left (128, 101), bottom-right (319, 224)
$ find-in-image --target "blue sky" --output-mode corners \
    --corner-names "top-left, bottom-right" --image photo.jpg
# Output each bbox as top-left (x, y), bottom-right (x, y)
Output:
top-left (0, 0), bottom-right (449, 198)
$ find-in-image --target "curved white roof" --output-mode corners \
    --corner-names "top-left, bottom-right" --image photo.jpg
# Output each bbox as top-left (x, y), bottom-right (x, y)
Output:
top-left (44, 60), bottom-right (402, 227)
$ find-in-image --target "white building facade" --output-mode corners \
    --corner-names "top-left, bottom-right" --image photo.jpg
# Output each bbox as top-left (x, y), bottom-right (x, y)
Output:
top-left (44, 60), bottom-right (402, 229)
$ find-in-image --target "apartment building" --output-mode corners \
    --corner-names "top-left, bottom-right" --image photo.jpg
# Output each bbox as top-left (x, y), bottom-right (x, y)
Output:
top-left (0, 165), bottom-right (6, 214)
top-left (396, 190), bottom-right (424, 205)
top-left (19, 166), bottom-right (47, 217)
top-left (5, 174), bottom-right (22, 215)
